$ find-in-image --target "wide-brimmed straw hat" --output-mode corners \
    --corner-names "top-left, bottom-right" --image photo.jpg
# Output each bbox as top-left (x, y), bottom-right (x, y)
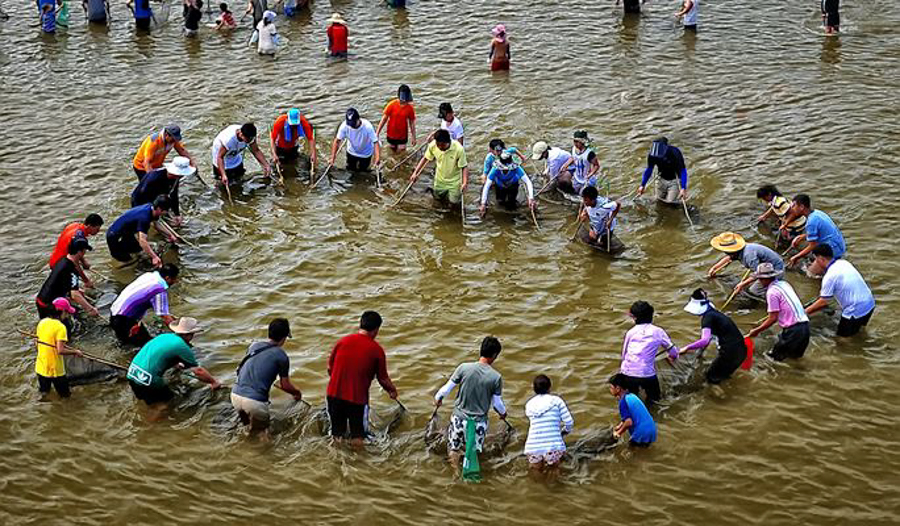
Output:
top-left (169, 317), bottom-right (203, 335)
top-left (753, 262), bottom-right (783, 279)
top-left (327, 13), bottom-right (346, 25)
top-left (710, 232), bottom-right (746, 253)
top-left (164, 156), bottom-right (196, 177)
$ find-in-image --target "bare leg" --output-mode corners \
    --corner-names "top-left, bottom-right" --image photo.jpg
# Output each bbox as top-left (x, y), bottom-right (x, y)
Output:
top-left (448, 450), bottom-right (462, 477)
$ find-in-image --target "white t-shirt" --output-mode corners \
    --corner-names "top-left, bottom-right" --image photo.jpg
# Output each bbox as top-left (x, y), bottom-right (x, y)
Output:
top-left (257, 21), bottom-right (277, 54)
top-left (440, 117), bottom-right (464, 142)
top-left (211, 125), bottom-right (248, 170)
top-left (336, 119), bottom-right (378, 158)
top-left (820, 259), bottom-right (875, 319)
top-left (586, 198), bottom-right (618, 233)
top-left (547, 147), bottom-right (573, 178)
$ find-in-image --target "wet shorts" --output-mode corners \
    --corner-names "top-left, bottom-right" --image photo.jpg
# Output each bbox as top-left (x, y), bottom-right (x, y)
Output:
top-left (230, 392), bottom-right (270, 423)
top-left (327, 396), bottom-right (366, 439)
top-left (129, 380), bottom-right (174, 405)
top-left (448, 414), bottom-right (488, 452)
top-left (387, 136), bottom-right (408, 147)
top-left (433, 186), bottom-right (462, 205)
top-left (526, 449), bottom-right (565, 465)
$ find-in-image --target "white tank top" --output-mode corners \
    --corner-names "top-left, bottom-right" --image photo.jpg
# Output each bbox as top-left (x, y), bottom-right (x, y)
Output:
top-left (571, 146), bottom-right (593, 185)
top-left (684, 0), bottom-right (698, 26)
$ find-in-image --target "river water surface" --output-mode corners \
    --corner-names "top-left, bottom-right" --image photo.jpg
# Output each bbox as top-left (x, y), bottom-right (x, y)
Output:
top-left (1, 1), bottom-right (899, 524)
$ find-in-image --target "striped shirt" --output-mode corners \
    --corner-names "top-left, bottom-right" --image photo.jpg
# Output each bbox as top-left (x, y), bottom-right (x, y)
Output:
top-left (524, 394), bottom-right (574, 455)
top-left (110, 271), bottom-right (169, 320)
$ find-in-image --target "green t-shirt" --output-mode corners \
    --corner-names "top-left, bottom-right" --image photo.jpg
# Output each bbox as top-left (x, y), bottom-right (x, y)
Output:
top-left (450, 362), bottom-right (502, 422)
top-left (127, 333), bottom-right (198, 388)
top-left (425, 140), bottom-right (468, 191)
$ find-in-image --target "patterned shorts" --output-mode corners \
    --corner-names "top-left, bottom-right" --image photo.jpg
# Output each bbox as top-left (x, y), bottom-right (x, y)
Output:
top-left (526, 450), bottom-right (566, 465)
top-left (448, 414), bottom-right (488, 452)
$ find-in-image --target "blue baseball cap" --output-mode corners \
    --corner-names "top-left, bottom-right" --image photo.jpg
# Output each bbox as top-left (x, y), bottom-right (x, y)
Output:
top-left (287, 109), bottom-right (301, 126)
top-left (345, 108), bottom-right (360, 127)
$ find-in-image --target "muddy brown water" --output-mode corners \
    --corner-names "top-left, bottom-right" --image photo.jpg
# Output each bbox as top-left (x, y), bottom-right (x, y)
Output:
top-left (1, 1), bottom-right (898, 524)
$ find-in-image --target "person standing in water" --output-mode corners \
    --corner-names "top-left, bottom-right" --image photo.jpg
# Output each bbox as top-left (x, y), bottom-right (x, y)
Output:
top-left (326, 13), bottom-right (348, 58)
top-left (376, 84), bottom-right (417, 153)
top-left (425, 103), bottom-right (465, 146)
top-left (183, 0), bottom-right (202, 37)
top-left (127, 0), bottom-right (153, 32)
top-left (82, 0), bottom-right (110, 24)
top-left (214, 2), bottom-right (236, 30)
top-left (637, 137), bottom-right (688, 205)
top-left (821, 0), bottom-right (840, 35)
top-left (523, 374), bottom-right (574, 480)
top-left (579, 186), bottom-right (621, 250)
top-left (681, 289), bottom-right (747, 384)
top-left (617, 0), bottom-right (644, 15)
top-left (409, 129), bottom-right (469, 209)
top-left (245, 0), bottom-right (266, 42)
top-left (34, 298), bottom-right (83, 399)
top-left (675, 0), bottom-right (698, 32)
top-left (746, 263), bottom-right (810, 361)
top-left (132, 124), bottom-right (196, 181)
top-left (478, 150), bottom-right (535, 215)
top-left (556, 131), bottom-right (600, 195)
top-left (488, 24), bottom-right (510, 71)
top-left (270, 108), bottom-right (316, 170)
top-left (256, 10), bottom-right (278, 55)
top-left (329, 108), bottom-right (380, 173)
top-left (619, 301), bottom-right (678, 406)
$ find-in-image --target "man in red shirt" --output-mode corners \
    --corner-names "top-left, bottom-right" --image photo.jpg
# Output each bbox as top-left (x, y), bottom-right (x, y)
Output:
top-left (48, 214), bottom-right (104, 288)
top-left (376, 84), bottom-right (417, 152)
top-left (269, 108), bottom-right (317, 173)
top-left (326, 310), bottom-right (398, 445)
top-left (326, 13), bottom-right (348, 58)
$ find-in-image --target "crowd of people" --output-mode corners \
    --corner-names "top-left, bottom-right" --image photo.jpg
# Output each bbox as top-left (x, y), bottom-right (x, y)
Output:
top-left (24, 0), bottom-right (865, 482)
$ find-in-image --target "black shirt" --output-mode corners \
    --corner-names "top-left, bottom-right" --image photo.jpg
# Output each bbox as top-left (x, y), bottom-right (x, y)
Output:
top-left (38, 258), bottom-right (78, 305)
top-left (185, 5), bottom-right (202, 31)
top-left (647, 146), bottom-right (686, 181)
top-left (131, 169), bottom-right (180, 215)
top-left (700, 309), bottom-right (744, 353)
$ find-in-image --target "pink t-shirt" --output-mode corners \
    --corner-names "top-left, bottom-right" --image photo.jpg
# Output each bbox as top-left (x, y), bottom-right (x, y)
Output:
top-left (620, 324), bottom-right (678, 378)
top-left (766, 281), bottom-right (809, 328)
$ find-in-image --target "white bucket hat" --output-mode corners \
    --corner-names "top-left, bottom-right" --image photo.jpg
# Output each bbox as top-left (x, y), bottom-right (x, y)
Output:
top-left (164, 156), bottom-right (196, 177)
top-left (531, 141), bottom-right (549, 160)
top-left (684, 296), bottom-right (714, 316)
top-left (168, 317), bottom-right (203, 335)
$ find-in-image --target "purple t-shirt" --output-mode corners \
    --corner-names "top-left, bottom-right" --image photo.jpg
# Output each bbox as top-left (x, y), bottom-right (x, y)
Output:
top-left (766, 280), bottom-right (809, 328)
top-left (620, 324), bottom-right (678, 378)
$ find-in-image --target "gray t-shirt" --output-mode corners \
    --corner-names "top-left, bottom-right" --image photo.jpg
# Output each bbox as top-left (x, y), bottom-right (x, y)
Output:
top-left (232, 341), bottom-right (289, 403)
top-left (450, 362), bottom-right (502, 422)
top-left (738, 243), bottom-right (784, 272)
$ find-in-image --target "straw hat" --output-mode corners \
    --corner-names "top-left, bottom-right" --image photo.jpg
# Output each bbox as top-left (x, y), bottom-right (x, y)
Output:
top-left (169, 317), bottom-right (203, 335)
top-left (327, 13), bottom-right (346, 25)
top-left (710, 232), bottom-right (746, 253)
top-left (752, 262), bottom-right (783, 280)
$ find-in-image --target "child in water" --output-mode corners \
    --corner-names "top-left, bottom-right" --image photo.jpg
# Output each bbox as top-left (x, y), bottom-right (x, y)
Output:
top-left (214, 2), bottom-right (236, 31)
top-left (55, 0), bottom-right (69, 27)
top-left (524, 374), bottom-right (574, 480)
top-left (609, 373), bottom-right (656, 446)
top-left (40, 2), bottom-right (56, 33)
top-left (488, 24), bottom-right (510, 71)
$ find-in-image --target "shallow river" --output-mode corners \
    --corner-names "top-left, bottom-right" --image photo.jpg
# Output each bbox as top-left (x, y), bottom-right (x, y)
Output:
top-left (1, 0), bottom-right (898, 524)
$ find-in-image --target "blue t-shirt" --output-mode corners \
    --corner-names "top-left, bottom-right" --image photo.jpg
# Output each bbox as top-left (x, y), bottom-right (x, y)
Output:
top-left (619, 393), bottom-right (656, 444)
top-left (487, 165), bottom-right (526, 188)
top-left (108, 204), bottom-right (154, 239)
top-left (806, 210), bottom-right (846, 258)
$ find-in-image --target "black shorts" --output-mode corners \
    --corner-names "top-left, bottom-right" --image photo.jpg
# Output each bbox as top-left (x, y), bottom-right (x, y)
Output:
top-left (135, 17), bottom-right (151, 31)
top-left (770, 322), bottom-right (810, 361)
top-left (618, 374), bottom-right (661, 406)
top-left (110, 314), bottom-right (151, 347)
top-left (623, 0), bottom-right (641, 13)
top-left (684, 24), bottom-right (698, 33)
top-left (346, 153), bottom-right (372, 172)
top-left (837, 308), bottom-right (874, 337)
top-left (387, 136), bottom-right (408, 147)
top-left (213, 163), bottom-right (246, 184)
top-left (129, 380), bottom-right (174, 405)
top-left (495, 182), bottom-right (520, 209)
top-left (706, 343), bottom-right (746, 384)
top-left (327, 396), bottom-right (366, 439)
top-left (106, 232), bottom-right (140, 262)
top-left (38, 374), bottom-right (71, 397)
top-left (825, 12), bottom-right (840, 28)
top-left (275, 145), bottom-right (300, 160)
top-left (133, 166), bottom-right (147, 181)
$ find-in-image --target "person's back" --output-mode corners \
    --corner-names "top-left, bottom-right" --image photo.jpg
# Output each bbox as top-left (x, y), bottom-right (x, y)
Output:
top-left (807, 209), bottom-right (846, 258)
top-left (184, 1), bottom-right (202, 33)
top-left (250, 0), bottom-right (265, 26)
top-left (619, 393), bottom-right (656, 444)
top-left (48, 222), bottom-right (84, 269)
top-left (327, 21), bottom-right (348, 56)
top-left (326, 332), bottom-right (384, 405)
top-left (450, 361), bottom-right (501, 421)
top-left (233, 341), bottom-right (288, 402)
top-left (41, 5), bottom-right (56, 33)
top-left (85, 0), bottom-right (107, 22)
top-left (524, 394), bottom-right (572, 454)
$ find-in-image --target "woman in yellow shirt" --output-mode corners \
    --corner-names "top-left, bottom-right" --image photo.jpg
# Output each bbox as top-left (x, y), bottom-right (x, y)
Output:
top-left (35, 298), bottom-right (83, 398)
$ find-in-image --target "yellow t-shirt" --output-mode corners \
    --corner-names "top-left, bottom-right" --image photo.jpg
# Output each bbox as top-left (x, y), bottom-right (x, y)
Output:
top-left (35, 318), bottom-right (68, 377)
top-left (425, 140), bottom-right (467, 191)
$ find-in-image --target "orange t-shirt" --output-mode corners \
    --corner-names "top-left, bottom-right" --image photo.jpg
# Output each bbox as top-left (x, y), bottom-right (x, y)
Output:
top-left (382, 99), bottom-right (416, 141)
top-left (271, 114), bottom-right (314, 149)
top-left (132, 131), bottom-right (181, 170)
top-left (48, 222), bottom-right (84, 269)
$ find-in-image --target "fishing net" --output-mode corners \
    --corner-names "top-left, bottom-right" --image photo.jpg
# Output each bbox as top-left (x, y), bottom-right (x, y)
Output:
top-left (63, 354), bottom-right (124, 385)
top-left (657, 347), bottom-right (708, 398)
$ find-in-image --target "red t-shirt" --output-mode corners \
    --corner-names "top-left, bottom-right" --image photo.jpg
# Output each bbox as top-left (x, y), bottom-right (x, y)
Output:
top-left (271, 114), bottom-right (314, 149)
top-left (327, 24), bottom-right (348, 54)
top-left (326, 333), bottom-right (392, 405)
top-left (382, 99), bottom-right (416, 142)
top-left (49, 222), bottom-right (84, 269)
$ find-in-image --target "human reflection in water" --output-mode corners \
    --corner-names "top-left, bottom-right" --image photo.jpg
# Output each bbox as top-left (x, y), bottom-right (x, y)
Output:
top-left (820, 34), bottom-right (842, 65)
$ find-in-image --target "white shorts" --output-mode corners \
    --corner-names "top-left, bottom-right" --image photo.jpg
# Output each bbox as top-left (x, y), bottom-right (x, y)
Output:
top-left (230, 392), bottom-right (270, 423)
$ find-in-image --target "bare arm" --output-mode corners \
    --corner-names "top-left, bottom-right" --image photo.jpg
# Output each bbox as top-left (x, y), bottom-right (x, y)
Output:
top-left (409, 156), bottom-right (429, 182)
top-left (174, 143), bottom-right (195, 167)
top-left (708, 255), bottom-right (732, 277)
top-left (805, 297), bottom-right (830, 316)
top-left (189, 366), bottom-right (221, 389)
top-left (747, 312), bottom-right (778, 338)
top-left (375, 113), bottom-right (388, 137)
top-left (137, 231), bottom-right (162, 267)
top-left (250, 142), bottom-right (270, 175)
top-left (70, 289), bottom-right (100, 317)
top-left (409, 117), bottom-right (417, 146)
top-left (277, 376), bottom-right (303, 400)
